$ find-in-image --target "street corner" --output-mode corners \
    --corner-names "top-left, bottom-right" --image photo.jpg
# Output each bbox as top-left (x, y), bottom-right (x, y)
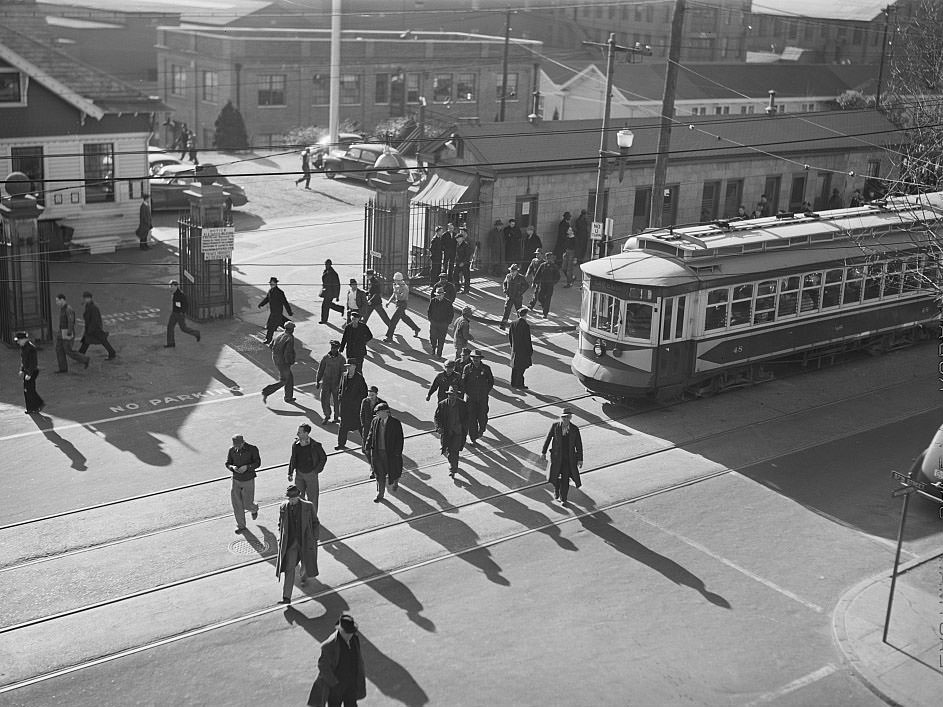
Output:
top-left (832, 554), bottom-right (943, 707)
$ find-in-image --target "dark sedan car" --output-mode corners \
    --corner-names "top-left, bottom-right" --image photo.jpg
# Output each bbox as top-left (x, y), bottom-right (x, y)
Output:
top-left (321, 143), bottom-right (408, 182)
top-left (150, 164), bottom-right (248, 211)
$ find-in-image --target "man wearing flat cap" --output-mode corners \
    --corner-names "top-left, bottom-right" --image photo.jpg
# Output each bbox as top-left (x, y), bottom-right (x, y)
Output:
top-left (541, 408), bottom-right (583, 505)
top-left (226, 434), bottom-right (261, 533)
top-left (427, 360), bottom-right (462, 403)
top-left (259, 276), bottom-right (294, 345)
top-left (500, 262), bottom-right (529, 329)
top-left (340, 310), bottom-right (372, 375)
top-left (166, 279), bottom-right (201, 347)
top-left (316, 340), bottom-right (346, 423)
top-left (427, 286), bottom-right (455, 358)
top-left (434, 385), bottom-right (468, 477)
top-left (461, 349), bottom-right (494, 444)
top-left (15, 331), bottom-right (44, 414)
top-left (450, 306), bottom-right (474, 361)
top-left (336, 361), bottom-right (368, 450)
top-left (508, 307), bottom-right (533, 389)
top-left (308, 613), bottom-right (367, 707)
top-left (276, 485), bottom-right (319, 604)
top-left (262, 320), bottom-right (297, 404)
top-left (364, 401), bottom-right (404, 502)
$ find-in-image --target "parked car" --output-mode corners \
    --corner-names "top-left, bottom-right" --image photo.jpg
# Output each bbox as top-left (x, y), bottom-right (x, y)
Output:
top-left (148, 146), bottom-right (183, 176)
top-left (150, 164), bottom-right (248, 211)
top-left (309, 132), bottom-right (363, 169)
top-left (321, 143), bottom-right (408, 182)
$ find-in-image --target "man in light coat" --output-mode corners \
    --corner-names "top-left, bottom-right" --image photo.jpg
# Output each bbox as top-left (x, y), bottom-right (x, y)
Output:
top-left (276, 485), bottom-right (319, 604)
top-left (262, 321), bottom-right (297, 404)
top-left (450, 306), bottom-right (474, 360)
top-left (316, 340), bottom-right (346, 423)
top-left (308, 614), bottom-right (367, 707)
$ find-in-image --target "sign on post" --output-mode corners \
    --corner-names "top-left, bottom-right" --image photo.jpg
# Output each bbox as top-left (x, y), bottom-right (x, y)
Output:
top-left (201, 226), bottom-right (235, 260)
top-left (369, 250), bottom-right (382, 259)
top-left (890, 470), bottom-right (927, 490)
top-left (590, 221), bottom-right (604, 241)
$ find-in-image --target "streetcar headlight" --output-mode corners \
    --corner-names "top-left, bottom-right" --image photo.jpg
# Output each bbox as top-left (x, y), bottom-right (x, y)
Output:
top-left (593, 341), bottom-right (606, 357)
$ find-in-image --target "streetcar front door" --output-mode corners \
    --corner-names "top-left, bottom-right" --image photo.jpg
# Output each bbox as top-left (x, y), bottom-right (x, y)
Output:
top-left (655, 295), bottom-right (693, 387)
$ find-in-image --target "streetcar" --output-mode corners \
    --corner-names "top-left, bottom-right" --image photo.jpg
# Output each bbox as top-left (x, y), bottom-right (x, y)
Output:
top-left (573, 191), bottom-right (942, 400)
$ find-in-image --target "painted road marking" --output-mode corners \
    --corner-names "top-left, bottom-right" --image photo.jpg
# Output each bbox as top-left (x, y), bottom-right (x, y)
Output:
top-left (745, 664), bottom-right (838, 705)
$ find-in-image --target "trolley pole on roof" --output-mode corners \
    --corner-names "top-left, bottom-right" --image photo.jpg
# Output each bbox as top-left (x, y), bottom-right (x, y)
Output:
top-left (649, 0), bottom-right (686, 229)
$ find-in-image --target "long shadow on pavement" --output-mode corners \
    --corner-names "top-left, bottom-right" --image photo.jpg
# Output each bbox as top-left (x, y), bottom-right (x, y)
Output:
top-left (32, 413), bottom-right (88, 471)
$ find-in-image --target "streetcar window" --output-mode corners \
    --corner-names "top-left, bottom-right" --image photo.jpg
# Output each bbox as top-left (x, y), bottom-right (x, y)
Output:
top-left (863, 263), bottom-right (884, 300)
top-left (705, 289), bottom-right (728, 330)
top-left (590, 293), bottom-right (622, 335)
top-left (624, 303), bottom-right (653, 340)
top-left (730, 284), bottom-right (753, 326)
top-left (753, 280), bottom-right (776, 324)
top-left (674, 296), bottom-right (686, 338)
top-left (903, 257), bottom-right (924, 292)
top-left (843, 267), bottom-right (863, 304)
top-left (822, 269), bottom-right (843, 308)
top-left (923, 259), bottom-right (941, 286)
top-left (777, 276), bottom-right (799, 316)
top-left (800, 272), bottom-right (821, 312)
top-left (884, 259), bottom-right (903, 296)
top-left (662, 298), bottom-right (674, 340)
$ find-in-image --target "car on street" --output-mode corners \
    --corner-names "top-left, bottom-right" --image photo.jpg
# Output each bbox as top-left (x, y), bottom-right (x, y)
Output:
top-left (148, 146), bottom-right (184, 176)
top-left (150, 163), bottom-right (248, 211)
top-left (913, 422), bottom-right (943, 504)
top-left (308, 132), bottom-right (363, 169)
top-left (321, 143), bottom-right (409, 182)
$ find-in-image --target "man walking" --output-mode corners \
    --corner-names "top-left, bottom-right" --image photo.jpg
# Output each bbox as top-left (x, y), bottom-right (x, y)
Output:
top-left (427, 287), bottom-right (454, 358)
top-left (556, 224), bottom-right (579, 287)
top-left (340, 311), bottom-right (372, 374)
top-left (383, 272), bottom-right (420, 342)
top-left (136, 194), bottom-right (152, 250)
top-left (499, 263), bottom-right (529, 329)
top-left (360, 385), bottom-right (385, 458)
top-left (363, 270), bottom-right (391, 328)
top-left (462, 350), bottom-right (494, 445)
top-left (450, 306), bottom-right (474, 360)
top-left (432, 271), bottom-right (457, 305)
top-left (336, 361), bottom-right (368, 450)
top-left (524, 249), bottom-right (545, 306)
top-left (364, 402), bottom-right (404, 503)
top-left (308, 614), bottom-right (367, 707)
top-left (521, 226), bottom-right (542, 270)
top-left (226, 434), bottom-right (261, 533)
top-left (434, 386), bottom-right (467, 477)
top-left (258, 276), bottom-right (294, 345)
top-left (15, 331), bottom-right (44, 414)
top-left (78, 291), bottom-right (117, 359)
top-left (165, 280), bottom-right (201, 347)
top-left (295, 148), bottom-right (312, 189)
top-left (427, 360), bottom-right (462, 403)
top-left (320, 259), bottom-right (344, 324)
top-left (262, 320), bottom-right (297, 404)
top-left (345, 279), bottom-right (368, 321)
top-left (288, 424), bottom-right (327, 517)
top-left (508, 307), bottom-right (533, 389)
top-left (276, 485), bottom-right (319, 604)
top-left (533, 252), bottom-right (561, 317)
top-left (316, 340), bottom-right (346, 423)
top-left (541, 407), bottom-right (583, 506)
top-left (54, 294), bottom-right (90, 372)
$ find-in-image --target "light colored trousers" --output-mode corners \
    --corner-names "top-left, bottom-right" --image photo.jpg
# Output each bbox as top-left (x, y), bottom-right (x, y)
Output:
top-left (231, 478), bottom-right (259, 529)
top-left (294, 471), bottom-right (320, 518)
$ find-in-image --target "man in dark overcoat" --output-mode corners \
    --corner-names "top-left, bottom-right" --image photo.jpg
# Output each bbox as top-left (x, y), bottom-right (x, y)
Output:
top-left (461, 349), bottom-right (493, 444)
top-left (428, 226), bottom-right (444, 280)
top-left (15, 331), bottom-right (44, 414)
top-left (359, 385), bottom-right (385, 457)
top-left (78, 291), bottom-right (116, 359)
top-left (441, 223), bottom-right (457, 279)
top-left (503, 217), bottom-right (523, 264)
top-left (136, 194), bottom-right (152, 250)
top-left (426, 360), bottom-right (462, 403)
top-left (364, 270), bottom-right (392, 328)
top-left (276, 485), bottom-right (319, 604)
top-left (507, 307), bottom-right (533, 389)
top-left (364, 402), bottom-right (404, 502)
top-left (434, 386), bottom-right (468, 477)
top-left (308, 614), bottom-right (367, 707)
top-left (320, 259), bottom-right (345, 324)
top-left (336, 361), bottom-right (368, 450)
top-left (259, 276), bottom-right (294, 344)
top-left (540, 407), bottom-right (583, 505)
top-left (339, 311), bottom-right (373, 374)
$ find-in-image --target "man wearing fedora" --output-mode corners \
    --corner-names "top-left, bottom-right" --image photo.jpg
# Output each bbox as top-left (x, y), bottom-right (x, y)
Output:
top-left (541, 407), bottom-right (583, 505)
top-left (320, 259), bottom-right (344, 324)
top-left (461, 349), bottom-right (494, 444)
top-left (434, 385), bottom-right (468, 477)
top-left (345, 278), bottom-right (368, 321)
top-left (15, 331), bottom-right (44, 414)
top-left (500, 262), bottom-right (529, 329)
top-left (426, 286), bottom-right (454, 358)
top-left (226, 434), bottom-right (261, 533)
top-left (364, 401), bottom-right (404, 502)
top-left (308, 613), bottom-right (367, 707)
top-left (508, 307), bottom-right (533, 389)
top-left (336, 361), bottom-right (368, 450)
top-left (258, 276), bottom-right (294, 345)
top-left (316, 340), bottom-right (346, 423)
top-left (262, 320), bottom-right (297, 404)
top-left (276, 484), bottom-right (319, 604)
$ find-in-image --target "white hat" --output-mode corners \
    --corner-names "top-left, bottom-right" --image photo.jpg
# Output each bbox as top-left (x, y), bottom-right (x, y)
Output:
top-left (393, 272), bottom-right (404, 281)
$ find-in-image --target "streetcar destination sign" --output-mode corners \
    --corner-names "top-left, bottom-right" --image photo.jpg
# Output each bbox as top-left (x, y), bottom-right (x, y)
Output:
top-left (890, 471), bottom-right (927, 490)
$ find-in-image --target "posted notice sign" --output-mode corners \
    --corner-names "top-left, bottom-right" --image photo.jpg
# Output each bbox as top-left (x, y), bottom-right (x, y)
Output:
top-left (201, 226), bottom-right (235, 260)
top-left (590, 221), bottom-right (604, 241)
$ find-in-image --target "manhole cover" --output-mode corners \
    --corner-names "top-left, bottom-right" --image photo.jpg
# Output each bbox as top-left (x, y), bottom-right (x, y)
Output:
top-left (229, 538), bottom-right (270, 555)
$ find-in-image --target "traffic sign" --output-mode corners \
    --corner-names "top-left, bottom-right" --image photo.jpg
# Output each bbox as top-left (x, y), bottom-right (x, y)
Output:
top-left (890, 470), bottom-right (927, 490)
top-left (590, 221), bottom-right (604, 241)
top-left (891, 486), bottom-right (916, 498)
top-left (370, 250), bottom-right (382, 259)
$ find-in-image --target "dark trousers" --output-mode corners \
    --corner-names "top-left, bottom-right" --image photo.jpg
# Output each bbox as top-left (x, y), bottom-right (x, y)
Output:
top-left (79, 335), bottom-right (116, 357)
top-left (321, 299), bottom-right (344, 322)
top-left (537, 288), bottom-right (553, 317)
top-left (264, 315), bottom-right (285, 344)
top-left (453, 263), bottom-right (470, 292)
top-left (166, 312), bottom-right (200, 345)
top-left (327, 691), bottom-right (358, 707)
top-left (429, 321), bottom-right (449, 356)
top-left (337, 426), bottom-right (361, 447)
top-left (23, 372), bottom-right (44, 412)
top-left (262, 364), bottom-right (294, 401)
top-left (501, 297), bottom-right (522, 325)
top-left (320, 385), bottom-right (339, 420)
top-left (441, 432), bottom-right (464, 471)
top-left (363, 302), bottom-right (391, 328)
top-left (466, 398), bottom-right (489, 441)
top-left (511, 366), bottom-right (527, 388)
top-left (372, 453), bottom-right (390, 498)
top-left (442, 252), bottom-right (456, 279)
top-left (430, 256), bottom-right (443, 281)
top-left (554, 466), bottom-right (574, 502)
top-left (385, 302), bottom-right (419, 339)
top-left (296, 169), bottom-right (311, 188)
top-left (56, 337), bottom-right (89, 371)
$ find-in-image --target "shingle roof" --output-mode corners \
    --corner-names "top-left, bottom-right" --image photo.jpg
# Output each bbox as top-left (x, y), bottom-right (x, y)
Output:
top-left (451, 111), bottom-right (903, 176)
top-left (0, 16), bottom-right (167, 115)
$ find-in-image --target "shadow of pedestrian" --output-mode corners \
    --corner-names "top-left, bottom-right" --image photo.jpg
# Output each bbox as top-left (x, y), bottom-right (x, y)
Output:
top-left (212, 368), bottom-right (243, 396)
top-left (577, 511), bottom-right (731, 609)
top-left (31, 413), bottom-right (88, 471)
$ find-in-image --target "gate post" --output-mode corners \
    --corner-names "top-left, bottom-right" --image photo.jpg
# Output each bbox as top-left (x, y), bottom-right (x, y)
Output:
top-left (0, 172), bottom-right (51, 345)
top-left (177, 178), bottom-right (234, 321)
top-left (365, 167), bottom-right (410, 288)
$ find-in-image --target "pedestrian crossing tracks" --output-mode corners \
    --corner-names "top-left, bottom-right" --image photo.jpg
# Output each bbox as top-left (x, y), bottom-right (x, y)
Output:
top-left (0, 377), bottom-right (929, 694)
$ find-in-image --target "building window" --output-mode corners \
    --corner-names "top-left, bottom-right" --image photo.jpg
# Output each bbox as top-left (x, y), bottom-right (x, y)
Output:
top-left (433, 73), bottom-right (452, 103)
top-left (406, 72), bottom-right (421, 104)
top-left (456, 73), bottom-right (476, 101)
top-left (496, 72), bottom-right (518, 101)
top-left (312, 73), bottom-right (329, 105)
top-left (853, 27), bottom-right (863, 45)
top-left (258, 74), bottom-right (286, 106)
top-left (201, 71), bottom-right (218, 103)
top-left (83, 143), bottom-right (115, 204)
top-left (646, 5), bottom-right (654, 22)
top-left (11, 146), bottom-right (44, 205)
top-left (634, 6), bottom-right (643, 21)
top-left (375, 73), bottom-right (390, 104)
top-left (340, 74), bottom-right (361, 104)
top-left (171, 65), bottom-right (187, 96)
top-left (0, 71), bottom-right (24, 104)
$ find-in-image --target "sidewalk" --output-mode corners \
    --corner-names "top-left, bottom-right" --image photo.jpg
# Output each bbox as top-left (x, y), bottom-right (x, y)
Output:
top-left (834, 553), bottom-right (943, 707)
top-left (413, 273), bottom-right (581, 333)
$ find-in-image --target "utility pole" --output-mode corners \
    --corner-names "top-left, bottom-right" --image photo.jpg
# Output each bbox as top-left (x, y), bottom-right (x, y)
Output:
top-left (876, 4), bottom-right (894, 109)
top-left (328, 0), bottom-right (342, 147)
top-left (649, 0), bottom-right (686, 229)
top-left (499, 8), bottom-right (511, 122)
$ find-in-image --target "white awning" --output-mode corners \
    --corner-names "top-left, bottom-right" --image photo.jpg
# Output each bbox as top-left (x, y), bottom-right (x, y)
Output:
top-left (412, 172), bottom-right (475, 207)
